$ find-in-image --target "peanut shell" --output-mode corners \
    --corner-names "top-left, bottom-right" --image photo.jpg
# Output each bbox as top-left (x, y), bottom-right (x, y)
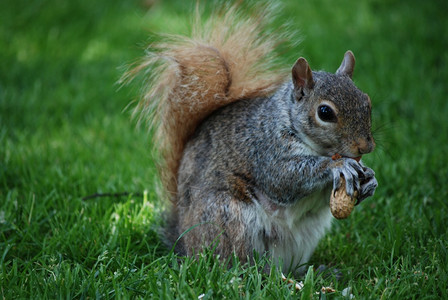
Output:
top-left (330, 176), bottom-right (358, 219)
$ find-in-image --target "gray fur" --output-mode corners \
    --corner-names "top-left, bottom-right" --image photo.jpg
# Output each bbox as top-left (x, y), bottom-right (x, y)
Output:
top-left (167, 56), bottom-right (377, 274)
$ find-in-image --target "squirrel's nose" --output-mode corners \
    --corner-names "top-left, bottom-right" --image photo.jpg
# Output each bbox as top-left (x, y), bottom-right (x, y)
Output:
top-left (355, 136), bottom-right (375, 155)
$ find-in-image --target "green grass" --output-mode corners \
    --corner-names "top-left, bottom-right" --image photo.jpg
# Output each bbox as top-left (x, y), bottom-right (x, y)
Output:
top-left (1, 0), bottom-right (447, 298)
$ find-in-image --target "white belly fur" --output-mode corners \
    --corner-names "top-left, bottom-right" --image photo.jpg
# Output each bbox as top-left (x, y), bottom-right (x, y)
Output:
top-left (245, 187), bottom-right (333, 274)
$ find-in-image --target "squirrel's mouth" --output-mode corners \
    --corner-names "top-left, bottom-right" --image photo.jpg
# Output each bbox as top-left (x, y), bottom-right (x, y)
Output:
top-left (351, 156), bottom-right (362, 162)
top-left (331, 153), bottom-right (362, 162)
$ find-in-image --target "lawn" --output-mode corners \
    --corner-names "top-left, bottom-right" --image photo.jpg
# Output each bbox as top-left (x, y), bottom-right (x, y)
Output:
top-left (1, 0), bottom-right (447, 298)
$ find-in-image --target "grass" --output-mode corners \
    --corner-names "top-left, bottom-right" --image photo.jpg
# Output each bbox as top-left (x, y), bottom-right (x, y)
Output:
top-left (1, 0), bottom-right (447, 298)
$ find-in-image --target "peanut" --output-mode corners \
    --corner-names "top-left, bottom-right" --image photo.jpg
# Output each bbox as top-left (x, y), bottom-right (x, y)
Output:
top-left (330, 154), bottom-right (361, 219)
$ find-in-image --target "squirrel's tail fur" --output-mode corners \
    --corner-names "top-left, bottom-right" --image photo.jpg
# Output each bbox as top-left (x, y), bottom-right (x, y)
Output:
top-left (124, 3), bottom-right (291, 199)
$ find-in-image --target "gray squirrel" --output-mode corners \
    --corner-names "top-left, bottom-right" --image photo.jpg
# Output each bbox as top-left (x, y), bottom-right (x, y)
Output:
top-left (125, 3), bottom-right (378, 274)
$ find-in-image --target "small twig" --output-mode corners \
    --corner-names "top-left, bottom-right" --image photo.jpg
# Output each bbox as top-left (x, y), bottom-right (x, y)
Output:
top-left (82, 192), bottom-right (143, 201)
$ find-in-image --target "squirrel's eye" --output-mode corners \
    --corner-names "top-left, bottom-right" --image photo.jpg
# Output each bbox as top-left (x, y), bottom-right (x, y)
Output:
top-left (317, 105), bottom-right (337, 123)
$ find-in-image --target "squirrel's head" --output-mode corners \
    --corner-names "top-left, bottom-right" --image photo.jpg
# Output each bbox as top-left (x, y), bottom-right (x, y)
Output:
top-left (291, 51), bottom-right (375, 158)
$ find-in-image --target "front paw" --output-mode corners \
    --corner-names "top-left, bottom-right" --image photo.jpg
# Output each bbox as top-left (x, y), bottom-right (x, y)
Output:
top-left (356, 167), bottom-right (378, 204)
top-left (330, 158), bottom-right (364, 197)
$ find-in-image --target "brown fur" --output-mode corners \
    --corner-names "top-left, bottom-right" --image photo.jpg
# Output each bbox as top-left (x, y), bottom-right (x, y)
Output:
top-left (229, 174), bottom-right (255, 203)
top-left (122, 3), bottom-right (289, 199)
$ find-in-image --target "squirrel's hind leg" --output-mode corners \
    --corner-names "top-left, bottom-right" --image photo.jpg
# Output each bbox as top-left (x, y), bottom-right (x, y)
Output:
top-left (174, 190), bottom-right (259, 265)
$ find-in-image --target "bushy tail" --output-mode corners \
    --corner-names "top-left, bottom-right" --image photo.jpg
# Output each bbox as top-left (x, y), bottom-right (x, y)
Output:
top-left (123, 3), bottom-right (291, 199)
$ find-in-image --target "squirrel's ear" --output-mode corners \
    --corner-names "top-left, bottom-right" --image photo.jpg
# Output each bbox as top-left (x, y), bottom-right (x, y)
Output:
top-left (336, 50), bottom-right (356, 78)
top-left (292, 57), bottom-right (315, 92)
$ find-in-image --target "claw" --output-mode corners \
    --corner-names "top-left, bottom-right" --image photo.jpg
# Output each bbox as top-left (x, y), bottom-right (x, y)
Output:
top-left (330, 154), bottom-right (376, 212)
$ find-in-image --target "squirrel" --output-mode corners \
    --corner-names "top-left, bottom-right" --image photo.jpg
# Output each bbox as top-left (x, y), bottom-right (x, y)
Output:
top-left (124, 3), bottom-right (378, 274)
